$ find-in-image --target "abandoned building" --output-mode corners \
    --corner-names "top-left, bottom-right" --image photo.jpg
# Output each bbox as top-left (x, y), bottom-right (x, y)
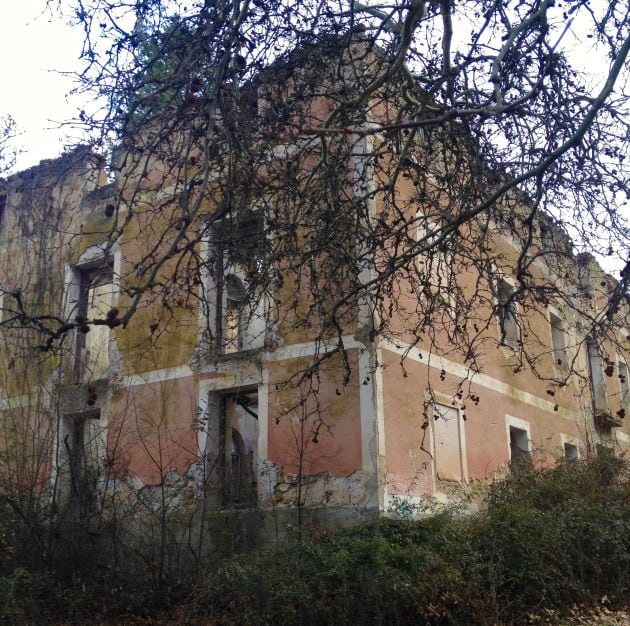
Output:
top-left (0, 41), bottom-right (628, 531)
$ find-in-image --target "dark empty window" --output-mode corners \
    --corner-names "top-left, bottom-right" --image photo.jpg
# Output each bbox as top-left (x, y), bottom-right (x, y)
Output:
top-left (218, 212), bottom-right (264, 274)
top-left (540, 225), bottom-right (555, 254)
top-left (0, 193), bottom-right (6, 227)
top-left (563, 442), bottom-right (578, 461)
top-left (509, 425), bottom-right (530, 470)
top-left (63, 409), bottom-right (100, 507)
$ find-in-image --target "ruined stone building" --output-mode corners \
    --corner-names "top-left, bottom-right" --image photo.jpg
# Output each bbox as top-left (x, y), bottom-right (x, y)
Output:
top-left (0, 41), bottom-right (628, 531)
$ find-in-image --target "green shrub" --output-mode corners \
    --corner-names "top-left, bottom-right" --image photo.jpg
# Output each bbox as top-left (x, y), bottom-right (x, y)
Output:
top-left (0, 456), bottom-right (628, 623)
top-left (195, 456), bottom-right (630, 625)
top-left (475, 455), bottom-right (630, 622)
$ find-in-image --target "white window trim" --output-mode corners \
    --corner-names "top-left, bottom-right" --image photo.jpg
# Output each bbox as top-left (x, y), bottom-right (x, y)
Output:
top-left (547, 305), bottom-right (568, 372)
top-left (560, 433), bottom-right (580, 460)
top-left (505, 415), bottom-right (532, 460)
top-left (63, 246), bottom-right (121, 382)
top-left (197, 372), bottom-right (267, 503)
top-left (200, 212), bottom-right (270, 356)
top-left (64, 245), bottom-right (121, 320)
top-left (415, 212), bottom-right (456, 316)
top-left (617, 355), bottom-right (629, 410)
top-left (494, 274), bottom-right (520, 349)
top-left (52, 245), bottom-right (120, 492)
top-left (586, 335), bottom-right (609, 414)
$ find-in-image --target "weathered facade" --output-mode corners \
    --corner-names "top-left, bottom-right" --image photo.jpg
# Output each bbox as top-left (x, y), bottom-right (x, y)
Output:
top-left (0, 52), bottom-right (628, 535)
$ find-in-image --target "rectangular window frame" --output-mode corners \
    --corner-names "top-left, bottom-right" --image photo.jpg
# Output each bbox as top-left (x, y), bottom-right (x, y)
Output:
top-left (197, 381), bottom-right (262, 505)
top-left (586, 336), bottom-right (607, 414)
top-left (65, 250), bottom-right (118, 384)
top-left (75, 261), bottom-right (114, 382)
top-left (548, 307), bottom-right (568, 372)
top-left (506, 415), bottom-right (531, 468)
top-left (617, 356), bottom-right (629, 411)
top-left (415, 214), bottom-right (456, 316)
top-left (207, 211), bottom-right (265, 356)
top-left (495, 277), bottom-right (520, 348)
top-left (60, 408), bottom-right (102, 506)
top-left (560, 434), bottom-right (580, 461)
top-left (429, 394), bottom-right (468, 485)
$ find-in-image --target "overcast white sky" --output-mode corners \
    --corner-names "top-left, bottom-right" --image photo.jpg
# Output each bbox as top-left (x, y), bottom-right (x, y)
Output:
top-left (0, 1), bottom-right (617, 164)
top-left (0, 1), bottom-right (87, 171)
top-left (0, 1), bottom-right (617, 171)
top-left (0, 1), bottom-right (625, 275)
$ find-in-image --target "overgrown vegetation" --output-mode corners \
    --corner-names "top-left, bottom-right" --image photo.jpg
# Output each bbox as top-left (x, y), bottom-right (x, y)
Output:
top-left (0, 455), bottom-right (628, 624)
top-left (186, 457), bottom-right (627, 625)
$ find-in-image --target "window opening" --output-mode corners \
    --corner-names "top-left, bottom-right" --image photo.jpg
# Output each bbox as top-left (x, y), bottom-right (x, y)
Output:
top-left (618, 359), bottom-right (629, 411)
top-left (563, 442), bottom-right (578, 461)
top-left (0, 193), bottom-right (6, 227)
top-left (586, 336), bottom-right (607, 413)
top-left (416, 218), bottom-right (454, 313)
top-left (224, 275), bottom-right (245, 354)
top-left (74, 261), bottom-right (114, 382)
top-left (549, 310), bottom-right (567, 370)
top-left (216, 392), bottom-right (259, 506)
top-left (220, 212), bottom-right (264, 273)
top-left (63, 409), bottom-right (100, 507)
top-left (496, 279), bottom-right (519, 346)
top-left (509, 425), bottom-right (530, 470)
top-left (540, 224), bottom-right (555, 254)
top-left (212, 212), bottom-right (264, 354)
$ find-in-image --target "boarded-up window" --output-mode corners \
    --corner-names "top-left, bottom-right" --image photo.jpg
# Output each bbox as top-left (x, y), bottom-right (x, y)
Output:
top-left (433, 402), bottom-right (464, 482)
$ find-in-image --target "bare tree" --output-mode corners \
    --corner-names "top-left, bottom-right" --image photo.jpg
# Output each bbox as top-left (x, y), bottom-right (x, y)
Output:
top-left (26, 0), bottom-right (623, 375)
top-left (0, 0), bottom-right (626, 580)
top-left (0, 0), bottom-right (624, 455)
top-left (0, 115), bottom-right (18, 177)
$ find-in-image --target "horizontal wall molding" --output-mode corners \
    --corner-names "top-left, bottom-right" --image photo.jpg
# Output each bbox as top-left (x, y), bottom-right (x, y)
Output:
top-left (381, 338), bottom-right (574, 419)
top-left (123, 365), bottom-right (193, 387)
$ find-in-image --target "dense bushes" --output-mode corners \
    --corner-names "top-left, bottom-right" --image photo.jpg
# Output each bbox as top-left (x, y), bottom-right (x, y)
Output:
top-left (0, 455), bottom-right (629, 624)
top-left (195, 455), bottom-right (630, 625)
